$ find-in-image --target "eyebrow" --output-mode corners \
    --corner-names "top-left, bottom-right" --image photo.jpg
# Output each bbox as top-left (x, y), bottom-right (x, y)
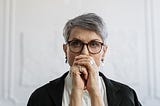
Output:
top-left (68, 38), bottom-right (102, 42)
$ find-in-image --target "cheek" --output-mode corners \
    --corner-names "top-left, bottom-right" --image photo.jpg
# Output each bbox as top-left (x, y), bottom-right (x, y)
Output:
top-left (94, 57), bottom-right (101, 66)
top-left (67, 52), bottom-right (77, 66)
top-left (93, 54), bottom-right (103, 67)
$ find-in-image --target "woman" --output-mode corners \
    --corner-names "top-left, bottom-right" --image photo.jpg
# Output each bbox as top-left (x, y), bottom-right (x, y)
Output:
top-left (27, 13), bottom-right (142, 106)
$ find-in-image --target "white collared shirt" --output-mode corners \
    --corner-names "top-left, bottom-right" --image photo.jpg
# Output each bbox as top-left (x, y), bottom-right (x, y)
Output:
top-left (62, 73), bottom-right (108, 106)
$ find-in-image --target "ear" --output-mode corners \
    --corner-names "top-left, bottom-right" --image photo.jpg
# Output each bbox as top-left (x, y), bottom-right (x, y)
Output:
top-left (63, 44), bottom-right (67, 56)
top-left (102, 45), bottom-right (108, 58)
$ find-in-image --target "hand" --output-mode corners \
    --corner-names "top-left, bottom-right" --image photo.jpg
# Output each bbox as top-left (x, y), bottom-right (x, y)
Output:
top-left (70, 55), bottom-right (103, 106)
top-left (70, 65), bottom-right (86, 90)
top-left (73, 55), bottom-right (100, 94)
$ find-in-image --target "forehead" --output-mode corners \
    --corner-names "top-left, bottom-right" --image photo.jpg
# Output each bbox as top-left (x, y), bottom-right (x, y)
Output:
top-left (68, 27), bottom-right (102, 42)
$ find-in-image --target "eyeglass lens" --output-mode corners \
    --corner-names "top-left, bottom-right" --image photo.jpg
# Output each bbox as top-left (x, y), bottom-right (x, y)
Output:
top-left (68, 40), bottom-right (103, 54)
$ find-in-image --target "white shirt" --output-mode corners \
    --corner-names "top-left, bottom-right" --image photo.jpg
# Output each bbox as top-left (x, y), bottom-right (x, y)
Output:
top-left (62, 73), bottom-right (108, 106)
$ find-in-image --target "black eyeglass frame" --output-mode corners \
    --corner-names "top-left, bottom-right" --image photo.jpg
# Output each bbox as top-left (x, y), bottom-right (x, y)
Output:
top-left (67, 40), bottom-right (104, 54)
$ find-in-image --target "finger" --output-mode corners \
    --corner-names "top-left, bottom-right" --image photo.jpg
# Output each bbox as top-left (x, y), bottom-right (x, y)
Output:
top-left (74, 58), bottom-right (96, 68)
top-left (75, 55), bottom-right (92, 61)
top-left (80, 66), bottom-right (88, 80)
top-left (70, 66), bottom-right (81, 77)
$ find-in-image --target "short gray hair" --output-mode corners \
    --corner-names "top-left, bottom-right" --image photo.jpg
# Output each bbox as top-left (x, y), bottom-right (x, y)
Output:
top-left (63, 13), bottom-right (108, 44)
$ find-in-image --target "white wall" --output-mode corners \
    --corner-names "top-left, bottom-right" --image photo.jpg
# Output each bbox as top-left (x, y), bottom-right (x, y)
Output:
top-left (0, 0), bottom-right (160, 106)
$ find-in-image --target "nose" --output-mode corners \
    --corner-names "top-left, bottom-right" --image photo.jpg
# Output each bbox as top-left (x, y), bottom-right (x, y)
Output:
top-left (81, 45), bottom-right (89, 55)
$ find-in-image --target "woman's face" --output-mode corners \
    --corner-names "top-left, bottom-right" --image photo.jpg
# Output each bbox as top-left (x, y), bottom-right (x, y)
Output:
top-left (63, 27), bottom-right (107, 67)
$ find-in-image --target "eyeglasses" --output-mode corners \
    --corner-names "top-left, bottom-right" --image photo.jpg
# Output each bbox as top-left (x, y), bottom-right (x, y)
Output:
top-left (67, 39), bottom-right (104, 54)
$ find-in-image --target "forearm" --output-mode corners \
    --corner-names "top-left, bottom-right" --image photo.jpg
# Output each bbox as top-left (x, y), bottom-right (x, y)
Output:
top-left (90, 90), bottom-right (104, 106)
top-left (69, 89), bottom-right (83, 106)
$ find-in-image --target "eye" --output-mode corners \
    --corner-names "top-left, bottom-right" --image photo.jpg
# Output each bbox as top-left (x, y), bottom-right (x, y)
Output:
top-left (89, 41), bottom-right (101, 47)
top-left (70, 40), bottom-right (82, 47)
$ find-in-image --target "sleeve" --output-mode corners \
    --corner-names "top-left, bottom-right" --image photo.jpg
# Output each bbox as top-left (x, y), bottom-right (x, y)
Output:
top-left (27, 90), bottom-right (44, 106)
top-left (27, 95), bottom-right (34, 106)
top-left (119, 89), bottom-right (142, 106)
top-left (27, 86), bottom-right (54, 106)
top-left (132, 89), bottom-right (142, 106)
top-left (27, 92), bottom-right (38, 106)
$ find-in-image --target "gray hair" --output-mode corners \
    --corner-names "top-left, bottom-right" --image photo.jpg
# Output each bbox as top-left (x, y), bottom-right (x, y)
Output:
top-left (63, 13), bottom-right (108, 44)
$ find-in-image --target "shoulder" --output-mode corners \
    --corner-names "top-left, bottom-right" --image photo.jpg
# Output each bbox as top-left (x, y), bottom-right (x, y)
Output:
top-left (100, 72), bottom-right (135, 94)
top-left (27, 72), bottom-right (68, 106)
top-left (99, 72), bottom-right (142, 106)
top-left (109, 79), bottom-right (135, 97)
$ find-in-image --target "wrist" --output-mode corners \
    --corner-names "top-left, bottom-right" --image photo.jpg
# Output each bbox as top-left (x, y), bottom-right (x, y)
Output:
top-left (70, 88), bottom-right (83, 106)
top-left (71, 88), bottom-right (83, 97)
top-left (88, 88), bottom-right (101, 98)
top-left (89, 90), bottom-right (104, 106)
